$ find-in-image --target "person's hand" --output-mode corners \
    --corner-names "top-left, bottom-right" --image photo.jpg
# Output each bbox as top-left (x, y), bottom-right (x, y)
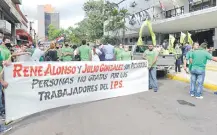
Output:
top-left (184, 66), bottom-right (187, 71)
top-left (1, 80), bottom-right (8, 88)
top-left (3, 60), bottom-right (11, 67)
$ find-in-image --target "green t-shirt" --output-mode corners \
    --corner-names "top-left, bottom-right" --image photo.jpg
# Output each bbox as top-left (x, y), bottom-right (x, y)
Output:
top-left (191, 48), bottom-right (212, 71)
top-left (115, 48), bottom-right (123, 61)
top-left (39, 56), bottom-right (44, 61)
top-left (121, 51), bottom-right (131, 61)
top-left (0, 45), bottom-right (11, 72)
top-left (186, 50), bottom-right (193, 71)
top-left (78, 45), bottom-right (91, 61)
top-left (0, 45), bottom-right (11, 60)
top-left (61, 47), bottom-right (74, 61)
top-left (144, 50), bottom-right (158, 68)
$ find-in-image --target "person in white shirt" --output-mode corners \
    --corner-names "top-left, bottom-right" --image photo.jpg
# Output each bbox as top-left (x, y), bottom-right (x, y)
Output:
top-left (92, 46), bottom-right (102, 61)
top-left (12, 44), bottom-right (32, 62)
top-left (32, 44), bottom-right (45, 62)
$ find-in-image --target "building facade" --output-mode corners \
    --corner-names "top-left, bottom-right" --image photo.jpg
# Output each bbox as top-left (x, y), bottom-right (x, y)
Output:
top-left (0, 0), bottom-right (22, 43)
top-left (37, 5), bottom-right (60, 40)
top-left (105, 0), bottom-right (217, 50)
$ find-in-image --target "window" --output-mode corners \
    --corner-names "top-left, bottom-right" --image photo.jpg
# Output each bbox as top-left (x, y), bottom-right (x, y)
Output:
top-left (189, 0), bottom-right (216, 12)
top-left (166, 6), bottom-right (184, 18)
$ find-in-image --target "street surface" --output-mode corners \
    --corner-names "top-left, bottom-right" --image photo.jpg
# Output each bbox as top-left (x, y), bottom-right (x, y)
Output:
top-left (4, 79), bottom-right (217, 135)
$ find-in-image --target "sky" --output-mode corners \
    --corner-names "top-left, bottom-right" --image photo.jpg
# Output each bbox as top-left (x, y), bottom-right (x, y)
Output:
top-left (20, 0), bottom-right (86, 32)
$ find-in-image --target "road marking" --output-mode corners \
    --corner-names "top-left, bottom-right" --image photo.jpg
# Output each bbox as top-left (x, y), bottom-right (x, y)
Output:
top-left (167, 74), bottom-right (217, 92)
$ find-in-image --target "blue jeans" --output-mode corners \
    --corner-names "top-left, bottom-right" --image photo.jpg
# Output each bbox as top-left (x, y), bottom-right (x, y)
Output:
top-left (149, 67), bottom-right (158, 91)
top-left (0, 84), bottom-right (4, 112)
top-left (190, 69), bottom-right (205, 97)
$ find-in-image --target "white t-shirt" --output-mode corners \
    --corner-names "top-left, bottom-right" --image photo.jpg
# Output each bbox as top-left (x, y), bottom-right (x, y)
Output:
top-left (92, 48), bottom-right (102, 61)
top-left (32, 48), bottom-right (45, 61)
top-left (15, 49), bottom-right (32, 62)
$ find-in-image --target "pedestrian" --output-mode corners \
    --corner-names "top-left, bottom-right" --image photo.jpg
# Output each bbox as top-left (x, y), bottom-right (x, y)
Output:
top-left (190, 43), bottom-right (217, 99)
top-left (12, 43), bottom-right (32, 62)
top-left (44, 43), bottom-right (58, 61)
top-left (73, 45), bottom-right (80, 61)
top-left (102, 43), bottom-right (115, 61)
top-left (98, 44), bottom-right (105, 61)
top-left (56, 44), bottom-right (62, 61)
top-left (174, 44), bottom-right (182, 73)
top-left (92, 45), bottom-right (102, 61)
top-left (184, 42), bottom-right (199, 73)
top-left (0, 60), bottom-right (13, 133)
top-left (121, 45), bottom-right (132, 61)
top-left (114, 44), bottom-right (124, 61)
top-left (77, 40), bottom-right (92, 61)
top-left (143, 44), bottom-right (158, 92)
top-left (32, 43), bottom-right (47, 62)
top-left (61, 43), bottom-right (74, 61)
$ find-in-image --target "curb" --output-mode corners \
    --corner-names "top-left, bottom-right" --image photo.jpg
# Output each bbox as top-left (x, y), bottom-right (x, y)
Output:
top-left (167, 73), bottom-right (217, 92)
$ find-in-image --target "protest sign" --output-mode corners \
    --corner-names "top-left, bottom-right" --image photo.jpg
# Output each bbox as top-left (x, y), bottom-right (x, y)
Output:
top-left (4, 60), bottom-right (148, 123)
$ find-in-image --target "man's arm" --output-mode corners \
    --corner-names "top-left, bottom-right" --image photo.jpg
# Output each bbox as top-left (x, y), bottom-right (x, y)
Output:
top-left (12, 51), bottom-right (31, 57)
top-left (212, 57), bottom-right (217, 62)
top-left (151, 55), bottom-right (158, 67)
top-left (143, 52), bottom-right (146, 60)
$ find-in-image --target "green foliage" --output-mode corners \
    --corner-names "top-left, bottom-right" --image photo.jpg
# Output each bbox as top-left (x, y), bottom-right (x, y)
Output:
top-left (48, 24), bottom-right (63, 40)
top-left (104, 1), bottom-right (130, 41)
top-left (51, 0), bottom-right (129, 44)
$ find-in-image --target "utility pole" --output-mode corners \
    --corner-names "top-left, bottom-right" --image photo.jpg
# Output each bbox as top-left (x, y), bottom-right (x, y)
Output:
top-left (29, 21), bottom-right (34, 37)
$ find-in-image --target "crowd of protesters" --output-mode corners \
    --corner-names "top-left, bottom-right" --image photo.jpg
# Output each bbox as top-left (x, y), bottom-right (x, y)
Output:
top-left (0, 34), bottom-right (217, 133)
top-left (0, 36), bottom-right (136, 132)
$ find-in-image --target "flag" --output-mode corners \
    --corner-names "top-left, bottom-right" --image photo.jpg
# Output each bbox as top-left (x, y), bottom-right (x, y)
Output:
top-left (137, 20), bottom-right (156, 46)
top-left (146, 20), bottom-right (156, 46)
top-left (168, 34), bottom-right (175, 53)
top-left (137, 20), bottom-right (147, 46)
top-left (159, 0), bottom-right (165, 11)
top-left (187, 32), bottom-right (194, 45)
top-left (180, 32), bottom-right (186, 44)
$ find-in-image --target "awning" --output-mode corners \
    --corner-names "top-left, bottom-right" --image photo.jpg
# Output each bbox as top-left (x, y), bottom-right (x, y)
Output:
top-left (16, 29), bottom-right (33, 44)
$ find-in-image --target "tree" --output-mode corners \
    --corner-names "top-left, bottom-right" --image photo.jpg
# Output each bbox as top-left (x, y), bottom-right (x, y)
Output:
top-left (83, 0), bottom-right (104, 41)
top-left (48, 24), bottom-right (62, 40)
top-left (104, 1), bottom-right (130, 43)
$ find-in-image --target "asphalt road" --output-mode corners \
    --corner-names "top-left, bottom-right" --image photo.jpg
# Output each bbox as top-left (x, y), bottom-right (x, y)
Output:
top-left (4, 79), bottom-right (217, 135)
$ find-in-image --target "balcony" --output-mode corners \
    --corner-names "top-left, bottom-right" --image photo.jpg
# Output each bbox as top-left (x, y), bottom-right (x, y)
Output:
top-left (12, 0), bottom-right (22, 4)
top-left (0, 20), bottom-right (12, 34)
top-left (189, 0), bottom-right (216, 12)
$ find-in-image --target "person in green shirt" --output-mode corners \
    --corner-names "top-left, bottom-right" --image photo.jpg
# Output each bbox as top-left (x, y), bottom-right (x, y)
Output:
top-left (115, 44), bottom-right (124, 61)
top-left (174, 44), bottom-right (182, 72)
top-left (0, 36), bottom-right (11, 119)
top-left (78, 40), bottom-right (92, 61)
top-left (121, 45), bottom-right (132, 61)
top-left (184, 42), bottom-right (199, 73)
top-left (143, 44), bottom-right (158, 92)
top-left (190, 42), bottom-right (217, 99)
top-left (61, 43), bottom-right (74, 61)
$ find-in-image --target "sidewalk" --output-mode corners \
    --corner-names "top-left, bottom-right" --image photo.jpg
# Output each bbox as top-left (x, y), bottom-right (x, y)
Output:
top-left (206, 61), bottom-right (217, 71)
top-left (167, 69), bottom-right (217, 92)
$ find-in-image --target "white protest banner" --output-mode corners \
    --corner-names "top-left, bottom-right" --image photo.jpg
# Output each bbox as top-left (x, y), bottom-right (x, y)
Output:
top-left (4, 60), bottom-right (148, 123)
